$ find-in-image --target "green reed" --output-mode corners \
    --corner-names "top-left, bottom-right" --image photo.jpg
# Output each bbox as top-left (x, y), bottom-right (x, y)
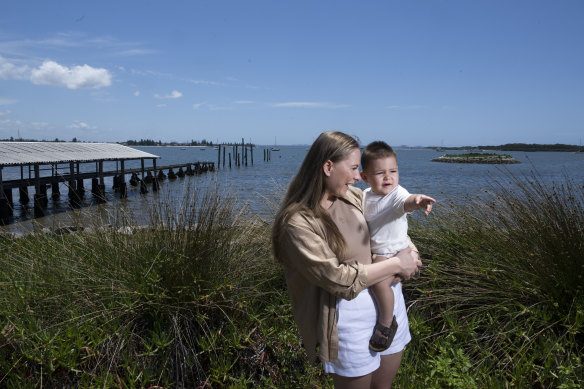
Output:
top-left (0, 186), bottom-right (327, 388)
top-left (2, 173), bottom-right (582, 388)
top-left (404, 172), bottom-right (583, 387)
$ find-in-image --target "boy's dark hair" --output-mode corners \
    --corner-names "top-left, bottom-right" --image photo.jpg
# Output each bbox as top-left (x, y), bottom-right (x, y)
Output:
top-left (361, 141), bottom-right (397, 171)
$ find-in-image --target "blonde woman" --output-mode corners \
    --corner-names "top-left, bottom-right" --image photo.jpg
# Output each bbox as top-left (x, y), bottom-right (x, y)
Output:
top-left (272, 131), bottom-right (421, 388)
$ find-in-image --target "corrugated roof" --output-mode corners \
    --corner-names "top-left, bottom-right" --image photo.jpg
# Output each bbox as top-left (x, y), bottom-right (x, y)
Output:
top-left (0, 142), bottom-right (159, 166)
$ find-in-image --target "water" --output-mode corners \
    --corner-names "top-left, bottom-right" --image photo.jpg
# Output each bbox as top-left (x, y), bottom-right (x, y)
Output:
top-left (2, 146), bottom-right (583, 234)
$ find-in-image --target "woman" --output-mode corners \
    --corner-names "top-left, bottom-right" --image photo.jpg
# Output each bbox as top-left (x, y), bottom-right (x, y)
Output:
top-left (272, 131), bottom-right (422, 388)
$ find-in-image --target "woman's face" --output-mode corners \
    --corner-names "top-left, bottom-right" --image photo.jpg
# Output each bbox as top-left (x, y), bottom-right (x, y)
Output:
top-left (323, 148), bottom-right (361, 201)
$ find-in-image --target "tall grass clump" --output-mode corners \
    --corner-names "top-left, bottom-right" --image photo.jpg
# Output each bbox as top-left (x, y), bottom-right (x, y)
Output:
top-left (404, 173), bottom-right (583, 388)
top-left (0, 186), bottom-right (327, 387)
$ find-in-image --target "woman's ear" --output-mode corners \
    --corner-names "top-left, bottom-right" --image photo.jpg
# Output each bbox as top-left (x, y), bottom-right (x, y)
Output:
top-left (323, 160), bottom-right (333, 177)
top-left (360, 171), bottom-right (368, 183)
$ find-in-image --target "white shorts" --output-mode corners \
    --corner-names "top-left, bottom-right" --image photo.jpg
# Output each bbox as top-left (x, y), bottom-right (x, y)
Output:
top-left (322, 283), bottom-right (411, 377)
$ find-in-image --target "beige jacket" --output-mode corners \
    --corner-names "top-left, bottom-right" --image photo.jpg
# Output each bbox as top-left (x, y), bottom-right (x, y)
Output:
top-left (278, 186), bottom-right (369, 363)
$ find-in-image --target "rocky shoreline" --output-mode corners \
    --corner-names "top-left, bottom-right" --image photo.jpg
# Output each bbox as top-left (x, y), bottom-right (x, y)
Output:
top-left (432, 154), bottom-right (520, 164)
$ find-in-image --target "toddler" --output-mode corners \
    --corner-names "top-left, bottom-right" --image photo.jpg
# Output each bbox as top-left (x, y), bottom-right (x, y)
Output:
top-left (360, 141), bottom-right (435, 351)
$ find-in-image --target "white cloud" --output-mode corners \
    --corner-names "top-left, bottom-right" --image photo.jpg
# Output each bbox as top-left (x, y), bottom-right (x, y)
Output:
top-left (116, 49), bottom-right (157, 56)
top-left (208, 105), bottom-right (233, 111)
top-left (134, 90), bottom-right (140, 96)
top-left (68, 120), bottom-right (97, 130)
top-left (385, 105), bottom-right (423, 110)
top-left (0, 98), bottom-right (17, 106)
top-left (30, 60), bottom-right (112, 89)
top-left (0, 110), bottom-right (12, 117)
top-left (272, 102), bottom-right (349, 109)
top-left (157, 104), bottom-right (167, 108)
top-left (154, 90), bottom-right (182, 99)
top-left (0, 56), bottom-right (30, 80)
top-left (192, 103), bottom-right (204, 109)
top-left (188, 79), bottom-right (225, 86)
top-left (0, 119), bottom-right (50, 135)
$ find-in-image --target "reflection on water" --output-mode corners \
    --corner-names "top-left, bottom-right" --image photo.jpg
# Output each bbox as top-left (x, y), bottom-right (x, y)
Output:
top-left (2, 146), bottom-right (583, 235)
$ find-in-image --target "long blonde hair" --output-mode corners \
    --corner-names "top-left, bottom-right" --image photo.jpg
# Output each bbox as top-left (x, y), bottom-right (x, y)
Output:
top-left (271, 131), bottom-right (360, 261)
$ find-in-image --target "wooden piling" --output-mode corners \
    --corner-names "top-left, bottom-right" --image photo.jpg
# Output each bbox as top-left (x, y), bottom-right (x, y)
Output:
top-left (68, 162), bottom-right (77, 200)
top-left (0, 167), bottom-right (11, 221)
top-left (120, 160), bottom-right (127, 198)
top-left (50, 182), bottom-right (59, 200)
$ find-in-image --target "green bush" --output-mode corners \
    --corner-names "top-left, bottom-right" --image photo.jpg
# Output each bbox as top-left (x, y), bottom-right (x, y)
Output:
top-left (0, 188), bottom-right (329, 387)
top-left (404, 173), bottom-right (583, 387)
top-left (2, 174), bottom-right (582, 387)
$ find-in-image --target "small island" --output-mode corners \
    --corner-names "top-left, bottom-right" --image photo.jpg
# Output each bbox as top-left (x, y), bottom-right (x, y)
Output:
top-left (432, 153), bottom-right (520, 164)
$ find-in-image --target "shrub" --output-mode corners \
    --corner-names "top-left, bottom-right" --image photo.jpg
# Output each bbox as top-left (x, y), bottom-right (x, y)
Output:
top-left (405, 172), bottom-right (583, 387)
top-left (0, 187), bottom-right (329, 387)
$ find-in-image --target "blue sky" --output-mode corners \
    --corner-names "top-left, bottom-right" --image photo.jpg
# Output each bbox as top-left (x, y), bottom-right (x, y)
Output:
top-left (1, 0), bottom-right (582, 147)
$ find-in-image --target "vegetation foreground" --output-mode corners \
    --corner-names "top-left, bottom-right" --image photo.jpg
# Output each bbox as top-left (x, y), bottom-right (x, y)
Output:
top-left (0, 176), bottom-right (582, 388)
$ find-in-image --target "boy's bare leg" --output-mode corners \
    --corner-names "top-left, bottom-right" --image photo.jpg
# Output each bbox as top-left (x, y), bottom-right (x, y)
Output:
top-left (371, 257), bottom-right (395, 328)
top-left (371, 280), bottom-right (395, 328)
top-left (369, 256), bottom-right (396, 351)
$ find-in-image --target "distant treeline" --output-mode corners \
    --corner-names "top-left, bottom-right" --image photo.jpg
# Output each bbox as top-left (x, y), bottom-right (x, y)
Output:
top-left (123, 139), bottom-right (255, 147)
top-left (442, 143), bottom-right (582, 152)
top-left (124, 139), bottom-right (216, 146)
top-left (1, 137), bottom-right (75, 142)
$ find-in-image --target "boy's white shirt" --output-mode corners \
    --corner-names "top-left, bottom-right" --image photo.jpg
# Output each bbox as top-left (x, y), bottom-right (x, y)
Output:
top-left (362, 185), bottom-right (411, 257)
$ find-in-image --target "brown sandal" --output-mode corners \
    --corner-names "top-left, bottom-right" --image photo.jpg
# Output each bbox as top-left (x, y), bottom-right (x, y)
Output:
top-left (369, 316), bottom-right (398, 352)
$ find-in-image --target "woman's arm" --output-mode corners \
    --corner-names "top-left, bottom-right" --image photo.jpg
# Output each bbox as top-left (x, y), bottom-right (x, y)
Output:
top-left (280, 215), bottom-right (368, 300)
top-left (364, 248), bottom-right (421, 287)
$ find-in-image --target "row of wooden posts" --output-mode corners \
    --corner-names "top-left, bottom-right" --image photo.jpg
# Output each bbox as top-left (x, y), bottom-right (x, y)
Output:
top-left (215, 140), bottom-right (275, 168)
top-left (0, 161), bottom-right (215, 221)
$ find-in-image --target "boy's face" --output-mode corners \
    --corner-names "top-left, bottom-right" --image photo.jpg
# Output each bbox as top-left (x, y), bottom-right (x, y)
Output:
top-left (360, 156), bottom-right (399, 196)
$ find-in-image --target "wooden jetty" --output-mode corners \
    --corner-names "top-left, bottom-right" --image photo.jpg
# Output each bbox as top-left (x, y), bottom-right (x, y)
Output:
top-left (0, 142), bottom-right (215, 222)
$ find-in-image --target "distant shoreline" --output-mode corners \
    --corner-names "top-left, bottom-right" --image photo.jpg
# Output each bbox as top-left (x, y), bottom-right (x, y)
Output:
top-left (426, 143), bottom-right (583, 152)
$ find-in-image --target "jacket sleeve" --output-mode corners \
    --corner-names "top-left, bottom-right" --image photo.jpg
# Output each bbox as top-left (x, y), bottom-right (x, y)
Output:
top-left (280, 213), bottom-right (368, 300)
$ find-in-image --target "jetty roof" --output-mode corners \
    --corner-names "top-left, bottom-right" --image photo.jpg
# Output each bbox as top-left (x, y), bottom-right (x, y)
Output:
top-left (0, 142), bottom-right (159, 167)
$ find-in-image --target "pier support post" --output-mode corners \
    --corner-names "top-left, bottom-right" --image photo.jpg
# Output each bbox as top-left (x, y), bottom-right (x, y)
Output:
top-left (99, 161), bottom-right (105, 186)
top-left (51, 182), bottom-right (60, 200)
top-left (68, 162), bottom-right (78, 201)
top-left (91, 178), bottom-right (99, 195)
top-left (77, 178), bottom-right (85, 196)
top-left (0, 168), bottom-right (13, 221)
top-left (33, 164), bottom-right (47, 212)
top-left (19, 183), bottom-right (30, 204)
top-left (0, 197), bottom-right (10, 223)
top-left (39, 184), bottom-right (48, 207)
top-left (120, 160), bottom-right (127, 198)
top-left (3, 187), bottom-right (13, 209)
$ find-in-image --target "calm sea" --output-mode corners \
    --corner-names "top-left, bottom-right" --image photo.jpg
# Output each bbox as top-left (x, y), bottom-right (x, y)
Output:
top-left (2, 146), bottom-right (583, 233)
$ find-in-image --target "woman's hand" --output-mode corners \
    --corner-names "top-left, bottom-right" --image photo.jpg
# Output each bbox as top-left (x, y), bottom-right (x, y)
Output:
top-left (394, 247), bottom-right (422, 280)
top-left (365, 249), bottom-right (422, 287)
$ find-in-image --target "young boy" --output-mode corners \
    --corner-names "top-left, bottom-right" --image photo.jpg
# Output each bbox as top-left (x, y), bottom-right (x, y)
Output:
top-left (360, 141), bottom-right (436, 352)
